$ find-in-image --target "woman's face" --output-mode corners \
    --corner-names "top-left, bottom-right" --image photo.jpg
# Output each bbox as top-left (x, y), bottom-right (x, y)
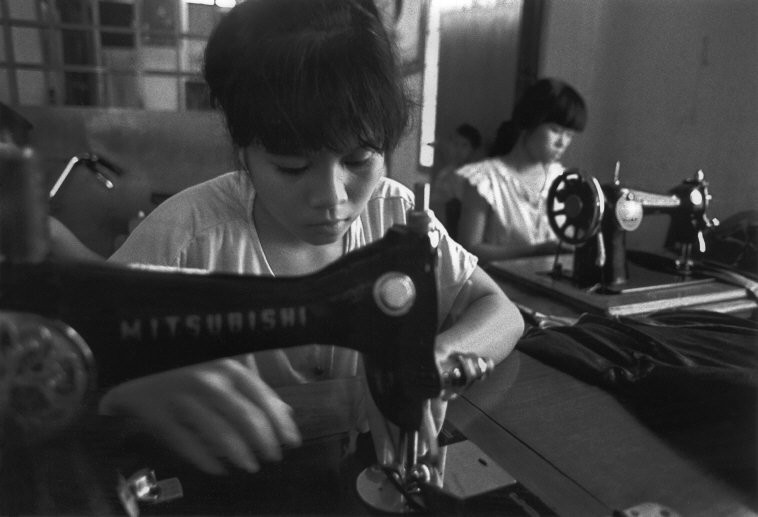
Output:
top-left (243, 143), bottom-right (385, 246)
top-left (447, 133), bottom-right (475, 166)
top-left (523, 123), bottom-right (576, 164)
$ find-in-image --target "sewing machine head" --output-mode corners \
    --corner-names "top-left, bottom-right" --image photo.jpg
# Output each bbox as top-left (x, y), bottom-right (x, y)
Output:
top-left (0, 178), bottom-right (443, 438)
top-left (1, 145), bottom-right (493, 514)
top-left (547, 166), bottom-right (716, 288)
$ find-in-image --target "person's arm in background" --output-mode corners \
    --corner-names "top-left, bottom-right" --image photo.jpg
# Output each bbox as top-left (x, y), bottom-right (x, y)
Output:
top-left (48, 216), bottom-right (103, 262)
top-left (457, 183), bottom-right (559, 262)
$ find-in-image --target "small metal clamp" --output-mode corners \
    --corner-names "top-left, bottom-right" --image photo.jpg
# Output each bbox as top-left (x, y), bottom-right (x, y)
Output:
top-left (118, 468), bottom-right (183, 517)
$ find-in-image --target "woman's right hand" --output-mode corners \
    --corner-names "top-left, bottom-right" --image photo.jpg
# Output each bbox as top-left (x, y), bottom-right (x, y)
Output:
top-left (98, 358), bottom-right (302, 475)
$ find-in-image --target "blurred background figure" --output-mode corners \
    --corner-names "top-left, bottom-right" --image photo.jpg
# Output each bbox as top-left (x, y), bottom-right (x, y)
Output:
top-left (1, 102), bottom-right (100, 262)
top-left (0, 102), bottom-right (32, 146)
top-left (430, 123), bottom-right (482, 239)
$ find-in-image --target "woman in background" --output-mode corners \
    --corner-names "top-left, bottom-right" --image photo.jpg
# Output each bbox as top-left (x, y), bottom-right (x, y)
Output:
top-left (429, 123), bottom-right (482, 238)
top-left (456, 78), bottom-right (587, 262)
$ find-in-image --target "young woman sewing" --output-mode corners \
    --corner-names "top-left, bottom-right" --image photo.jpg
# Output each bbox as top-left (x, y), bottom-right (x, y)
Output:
top-left (100, 0), bottom-right (523, 489)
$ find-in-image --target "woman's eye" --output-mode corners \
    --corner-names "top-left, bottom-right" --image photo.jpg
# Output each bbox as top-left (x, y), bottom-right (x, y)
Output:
top-left (343, 152), bottom-right (376, 168)
top-left (276, 165), bottom-right (309, 174)
top-left (344, 158), bottom-right (370, 167)
top-left (271, 159), bottom-right (309, 174)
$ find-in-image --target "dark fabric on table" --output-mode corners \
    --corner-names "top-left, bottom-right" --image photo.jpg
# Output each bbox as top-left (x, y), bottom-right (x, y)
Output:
top-left (518, 310), bottom-right (758, 405)
top-left (517, 309), bottom-right (758, 501)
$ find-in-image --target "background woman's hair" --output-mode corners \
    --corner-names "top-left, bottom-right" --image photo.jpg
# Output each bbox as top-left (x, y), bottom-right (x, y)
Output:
top-left (489, 78), bottom-right (587, 157)
top-left (204, 0), bottom-right (410, 155)
top-left (456, 123), bottom-right (482, 150)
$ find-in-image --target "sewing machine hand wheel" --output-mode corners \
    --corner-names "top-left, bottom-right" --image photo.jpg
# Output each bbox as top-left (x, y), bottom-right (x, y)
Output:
top-left (0, 311), bottom-right (94, 443)
top-left (547, 169), bottom-right (605, 245)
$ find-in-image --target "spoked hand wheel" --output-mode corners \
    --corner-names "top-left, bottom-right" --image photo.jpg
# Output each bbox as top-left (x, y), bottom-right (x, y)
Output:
top-left (547, 169), bottom-right (605, 245)
top-left (0, 311), bottom-right (94, 443)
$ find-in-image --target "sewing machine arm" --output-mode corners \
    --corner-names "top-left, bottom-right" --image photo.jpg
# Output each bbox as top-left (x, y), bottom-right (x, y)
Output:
top-left (0, 225), bottom-right (443, 440)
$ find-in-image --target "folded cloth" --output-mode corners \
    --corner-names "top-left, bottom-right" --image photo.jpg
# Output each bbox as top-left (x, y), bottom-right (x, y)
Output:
top-left (517, 310), bottom-right (758, 498)
top-left (517, 309), bottom-right (758, 408)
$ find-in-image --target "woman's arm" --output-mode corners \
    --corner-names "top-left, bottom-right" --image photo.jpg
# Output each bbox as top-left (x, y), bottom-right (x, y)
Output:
top-left (457, 183), bottom-right (559, 262)
top-left (48, 216), bottom-right (103, 261)
top-left (436, 266), bottom-right (523, 369)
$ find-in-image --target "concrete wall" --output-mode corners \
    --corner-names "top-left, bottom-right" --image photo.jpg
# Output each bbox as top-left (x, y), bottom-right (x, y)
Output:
top-left (391, 0), bottom-right (523, 196)
top-left (17, 0), bottom-right (757, 256)
top-left (435, 2), bottom-right (522, 156)
top-left (540, 0), bottom-right (758, 250)
top-left (18, 105), bottom-right (234, 256)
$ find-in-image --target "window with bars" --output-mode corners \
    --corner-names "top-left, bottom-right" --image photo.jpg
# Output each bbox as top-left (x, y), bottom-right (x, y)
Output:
top-left (0, 0), bottom-right (238, 110)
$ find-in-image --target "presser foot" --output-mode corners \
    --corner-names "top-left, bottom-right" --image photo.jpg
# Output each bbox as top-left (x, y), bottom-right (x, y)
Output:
top-left (355, 464), bottom-right (427, 513)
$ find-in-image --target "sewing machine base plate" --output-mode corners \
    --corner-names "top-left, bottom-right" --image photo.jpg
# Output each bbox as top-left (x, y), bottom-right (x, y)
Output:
top-left (357, 439), bottom-right (556, 515)
top-left (489, 254), bottom-right (751, 316)
top-left (356, 465), bottom-right (418, 513)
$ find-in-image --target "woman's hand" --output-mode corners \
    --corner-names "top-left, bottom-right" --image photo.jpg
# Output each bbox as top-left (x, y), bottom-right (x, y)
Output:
top-left (99, 358), bottom-right (302, 475)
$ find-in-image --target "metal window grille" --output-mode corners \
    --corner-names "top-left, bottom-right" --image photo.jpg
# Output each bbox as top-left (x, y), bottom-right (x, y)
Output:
top-left (0, 0), bottom-right (234, 110)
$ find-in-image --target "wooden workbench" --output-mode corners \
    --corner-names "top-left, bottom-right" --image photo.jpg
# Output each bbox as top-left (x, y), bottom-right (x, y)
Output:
top-left (442, 255), bottom-right (757, 516)
top-left (447, 351), bottom-right (756, 516)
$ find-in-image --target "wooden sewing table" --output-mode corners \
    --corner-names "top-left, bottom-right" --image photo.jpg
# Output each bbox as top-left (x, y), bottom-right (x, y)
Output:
top-left (441, 254), bottom-right (757, 516)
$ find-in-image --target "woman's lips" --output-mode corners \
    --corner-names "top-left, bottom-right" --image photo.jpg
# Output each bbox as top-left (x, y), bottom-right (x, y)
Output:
top-left (308, 219), bottom-right (349, 234)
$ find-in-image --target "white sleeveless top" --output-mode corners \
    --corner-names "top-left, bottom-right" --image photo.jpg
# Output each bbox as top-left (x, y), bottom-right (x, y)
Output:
top-left (456, 159), bottom-right (564, 248)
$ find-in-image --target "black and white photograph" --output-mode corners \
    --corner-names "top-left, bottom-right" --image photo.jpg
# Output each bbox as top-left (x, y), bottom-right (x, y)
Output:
top-left (0, 0), bottom-right (756, 515)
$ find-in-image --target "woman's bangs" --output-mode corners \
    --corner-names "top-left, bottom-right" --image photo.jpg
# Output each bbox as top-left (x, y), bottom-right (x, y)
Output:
top-left (549, 95), bottom-right (587, 131)
top-left (258, 36), bottom-right (399, 154)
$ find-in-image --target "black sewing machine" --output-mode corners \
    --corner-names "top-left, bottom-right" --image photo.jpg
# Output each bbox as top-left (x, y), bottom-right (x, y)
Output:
top-left (546, 165), bottom-right (715, 288)
top-left (488, 165), bottom-right (753, 317)
top-left (0, 144), bottom-right (493, 515)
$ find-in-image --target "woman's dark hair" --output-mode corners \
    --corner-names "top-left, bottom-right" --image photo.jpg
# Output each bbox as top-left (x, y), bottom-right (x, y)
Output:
top-left (204, 0), bottom-right (410, 155)
top-left (456, 123), bottom-right (482, 150)
top-left (489, 78), bottom-right (587, 156)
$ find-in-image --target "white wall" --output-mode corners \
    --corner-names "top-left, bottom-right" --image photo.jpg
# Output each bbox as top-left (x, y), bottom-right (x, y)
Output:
top-left (435, 2), bottom-right (522, 154)
top-left (389, 71), bottom-right (426, 190)
top-left (390, 1), bottom-right (523, 190)
top-left (541, 0), bottom-right (758, 250)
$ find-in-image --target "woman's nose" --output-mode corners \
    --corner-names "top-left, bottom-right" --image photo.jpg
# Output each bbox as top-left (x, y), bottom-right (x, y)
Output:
top-left (310, 161), bottom-right (347, 209)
